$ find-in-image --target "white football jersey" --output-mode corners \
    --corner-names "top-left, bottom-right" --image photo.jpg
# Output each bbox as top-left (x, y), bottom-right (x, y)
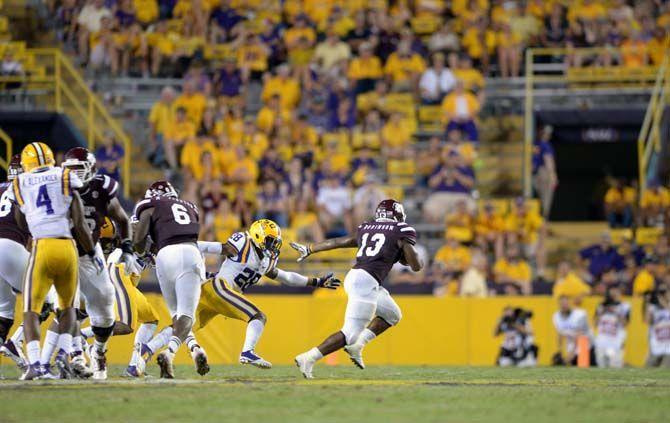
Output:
top-left (648, 305), bottom-right (670, 355)
top-left (595, 311), bottom-right (626, 350)
top-left (553, 308), bottom-right (593, 354)
top-left (9, 166), bottom-right (83, 239)
top-left (216, 231), bottom-right (278, 293)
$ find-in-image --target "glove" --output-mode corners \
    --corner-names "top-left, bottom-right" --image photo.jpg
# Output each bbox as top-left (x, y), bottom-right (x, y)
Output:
top-left (118, 239), bottom-right (139, 275)
top-left (290, 242), bottom-right (312, 262)
top-left (87, 251), bottom-right (105, 275)
top-left (312, 272), bottom-right (341, 290)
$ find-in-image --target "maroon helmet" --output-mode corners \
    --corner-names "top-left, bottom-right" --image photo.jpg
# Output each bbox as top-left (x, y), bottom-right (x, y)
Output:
top-left (7, 154), bottom-right (22, 181)
top-left (146, 180), bottom-right (178, 199)
top-left (375, 199), bottom-right (406, 222)
top-left (62, 147), bottom-right (97, 184)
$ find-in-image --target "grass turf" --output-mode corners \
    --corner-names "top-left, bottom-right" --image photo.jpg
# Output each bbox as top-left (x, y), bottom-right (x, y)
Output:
top-left (1, 365), bottom-right (669, 422)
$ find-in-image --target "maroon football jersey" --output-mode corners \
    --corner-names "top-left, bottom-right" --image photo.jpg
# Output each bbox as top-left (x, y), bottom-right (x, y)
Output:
top-left (352, 220), bottom-right (417, 284)
top-left (75, 174), bottom-right (119, 255)
top-left (134, 196), bottom-right (200, 252)
top-left (0, 182), bottom-right (30, 247)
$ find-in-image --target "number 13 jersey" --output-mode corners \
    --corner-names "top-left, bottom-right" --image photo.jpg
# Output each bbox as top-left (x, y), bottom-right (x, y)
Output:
top-left (9, 166), bottom-right (83, 239)
top-left (353, 220), bottom-right (417, 284)
top-left (134, 196), bottom-right (200, 252)
top-left (217, 231), bottom-right (278, 293)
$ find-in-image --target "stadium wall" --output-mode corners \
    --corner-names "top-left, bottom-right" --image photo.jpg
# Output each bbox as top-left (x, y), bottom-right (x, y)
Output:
top-left (5, 295), bottom-right (650, 367)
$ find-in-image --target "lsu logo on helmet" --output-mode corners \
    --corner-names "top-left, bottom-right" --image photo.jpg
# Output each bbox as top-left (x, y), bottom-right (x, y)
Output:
top-left (21, 142), bottom-right (55, 173)
top-left (249, 219), bottom-right (282, 257)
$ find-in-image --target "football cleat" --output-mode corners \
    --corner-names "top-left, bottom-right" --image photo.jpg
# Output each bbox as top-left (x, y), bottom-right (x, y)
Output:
top-left (71, 353), bottom-right (93, 379)
top-left (192, 346), bottom-right (210, 376)
top-left (38, 364), bottom-right (60, 380)
top-left (0, 340), bottom-right (28, 371)
top-left (156, 351), bottom-right (175, 379)
top-left (344, 343), bottom-right (366, 370)
top-left (240, 350), bottom-right (272, 369)
top-left (20, 364), bottom-right (43, 381)
top-left (136, 343), bottom-right (153, 375)
top-left (55, 350), bottom-right (74, 379)
top-left (123, 365), bottom-right (141, 378)
top-left (90, 346), bottom-right (108, 380)
top-left (294, 352), bottom-right (315, 379)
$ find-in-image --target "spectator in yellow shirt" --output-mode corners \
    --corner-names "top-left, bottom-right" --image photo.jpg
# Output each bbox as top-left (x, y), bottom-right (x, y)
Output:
top-left (640, 182), bottom-right (670, 226)
top-left (633, 256), bottom-right (659, 296)
top-left (568, 0), bottom-right (607, 23)
top-left (441, 80), bottom-right (480, 141)
top-left (235, 118), bottom-right (269, 161)
top-left (553, 261), bottom-right (591, 299)
top-left (647, 28), bottom-right (670, 66)
top-left (383, 41), bottom-right (426, 91)
top-left (261, 64), bottom-right (301, 110)
top-left (445, 199), bottom-right (474, 243)
top-left (148, 86), bottom-right (176, 163)
top-left (228, 145), bottom-right (259, 194)
top-left (237, 33), bottom-right (270, 81)
top-left (433, 236), bottom-right (472, 284)
top-left (210, 199), bottom-right (242, 243)
top-left (494, 245), bottom-right (532, 295)
top-left (497, 23), bottom-right (522, 78)
top-left (461, 18), bottom-right (496, 73)
top-left (474, 201), bottom-right (504, 256)
top-left (163, 106), bottom-right (196, 168)
top-left (452, 55), bottom-right (485, 93)
top-left (173, 80), bottom-right (207, 126)
top-left (620, 29), bottom-right (648, 68)
top-left (291, 197), bottom-right (325, 243)
top-left (284, 14), bottom-right (316, 51)
top-left (180, 136), bottom-right (219, 183)
top-left (256, 94), bottom-right (291, 134)
top-left (215, 132), bottom-right (237, 179)
top-left (348, 42), bottom-right (384, 94)
top-left (148, 20), bottom-right (176, 76)
top-left (604, 179), bottom-right (634, 228)
top-left (134, 0), bottom-right (158, 25)
top-left (381, 112), bottom-right (413, 159)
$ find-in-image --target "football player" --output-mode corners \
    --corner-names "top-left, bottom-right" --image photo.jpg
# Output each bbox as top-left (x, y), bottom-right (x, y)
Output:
top-left (291, 199), bottom-right (423, 378)
top-left (61, 147), bottom-right (133, 379)
top-left (8, 142), bottom-right (98, 380)
top-left (138, 219), bottom-right (340, 375)
top-left (133, 180), bottom-right (205, 379)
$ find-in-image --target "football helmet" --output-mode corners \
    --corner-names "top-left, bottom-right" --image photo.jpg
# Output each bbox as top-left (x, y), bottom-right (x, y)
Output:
top-left (7, 154), bottom-right (22, 181)
top-left (146, 180), bottom-right (178, 199)
top-left (62, 147), bottom-right (97, 184)
top-left (248, 219), bottom-right (282, 257)
top-left (100, 216), bottom-right (116, 240)
top-left (375, 199), bottom-right (406, 222)
top-left (21, 142), bottom-right (55, 173)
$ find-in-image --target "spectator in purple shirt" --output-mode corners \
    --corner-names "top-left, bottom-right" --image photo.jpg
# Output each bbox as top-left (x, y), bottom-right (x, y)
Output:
top-left (115, 0), bottom-right (136, 28)
top-left (256, 179), bottom-right (289, 227)
top-left (258, 146), bottom-right (286, 185)
top-left (95, 131), bottom-right (125, 182)
top-left (214, 57), bottom-right (243, 99)
top-left (423, 150), bottom-right (476, 222)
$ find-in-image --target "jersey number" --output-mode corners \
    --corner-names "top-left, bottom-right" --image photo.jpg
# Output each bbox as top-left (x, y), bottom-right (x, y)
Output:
top-left (171, 204), bottom-right (191, 225)
top-left (36, 184), bottom-right (54, 215)
top-left (0, 190), bottom-right (12, 217)
top-left (234, 267), bottom-right (262, 291)
top-left (356, 233), bottom-right (386, 257)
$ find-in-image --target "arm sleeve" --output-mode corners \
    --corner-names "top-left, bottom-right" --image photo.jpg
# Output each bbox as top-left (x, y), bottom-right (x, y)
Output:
top-left (397, 223), bottom-right (417, 245)
top-left (133, 198), bottom-right (155, 219)
top-left (102, 175), bottom-right (119, 199)
top-left (273, 268), bottom-right (309, 287)
top-left (198, 241), bottom-right (223, 255)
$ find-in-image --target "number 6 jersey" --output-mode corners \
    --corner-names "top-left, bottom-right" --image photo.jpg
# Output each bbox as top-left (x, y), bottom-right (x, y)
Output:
top-left (8, 166), bottom-right (83, 239)
top-left (217, 231), bottom-right (279, 293)
top-left (353, 220), bottom-right (417, 284)
top-left (133, 196), bottom-right (200, 252)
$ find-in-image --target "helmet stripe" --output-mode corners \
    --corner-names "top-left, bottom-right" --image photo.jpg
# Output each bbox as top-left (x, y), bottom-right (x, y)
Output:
top-left (32, 142), bottom-right (46, 166)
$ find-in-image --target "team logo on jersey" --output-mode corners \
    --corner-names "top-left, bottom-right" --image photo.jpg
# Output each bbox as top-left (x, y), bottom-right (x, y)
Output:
top-left (92, 191), bottom-right (99, 199)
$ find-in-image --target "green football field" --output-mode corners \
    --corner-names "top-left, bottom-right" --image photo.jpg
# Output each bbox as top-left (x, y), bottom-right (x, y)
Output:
top-left (1, 365), bottom-right (669, 422)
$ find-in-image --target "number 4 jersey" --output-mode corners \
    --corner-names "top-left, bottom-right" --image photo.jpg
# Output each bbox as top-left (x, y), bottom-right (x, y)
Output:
top-left (353, 220), bottom-right (417, 284)
top-left (8, 166), bottom-right (83, 239)
top-left (133, 196), bottom-right (200, 252)
top-left (217, 231), bottom-right (279, 293)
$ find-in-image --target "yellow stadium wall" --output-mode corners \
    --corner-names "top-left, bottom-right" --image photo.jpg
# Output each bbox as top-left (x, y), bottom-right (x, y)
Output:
top-left (4, 294), bottom-right (650, 367)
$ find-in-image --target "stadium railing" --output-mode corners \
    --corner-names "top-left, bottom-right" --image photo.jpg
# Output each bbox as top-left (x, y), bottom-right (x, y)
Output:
top-left (0, 47), bottom-right (131, 196)
top-left (522, 47), bottom-right (666, 198)
top-left (0, 126), bottom-right (12, 170)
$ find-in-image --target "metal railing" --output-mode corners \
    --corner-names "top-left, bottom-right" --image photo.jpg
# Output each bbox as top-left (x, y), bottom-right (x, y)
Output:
top-left (0, 48), bottom-right (131, 196)
top-left (523, 47), bottom-right (662, 197)
top-left (0, 127), bottom-right (13, 171)
top-left (637, 54), bottom-right (670, 193)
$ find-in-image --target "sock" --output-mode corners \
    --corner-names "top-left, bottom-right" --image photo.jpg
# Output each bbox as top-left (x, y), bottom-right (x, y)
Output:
top-left (26, 340), bottom-right (40, 365)
top-left (147, 326), bottom-right (173, 353)
top-left (40, 330), bottom-right (59, 365)
top-left (93, 339), bottom-right (108, 353)
top-left (57, 333), bottom-right (73, 355)
top-left (129, 347), bottom-right (141, 367)
top-left (356, 328), bottom-right (377, 346)
top-left (71, 336), bottom-right (84, 356)
top-left (242, 319), bottom-right (265, 352)
top-left (134, 323), bottom-right (157, 346)
top-left (167, 336), bottom-right (182, 354)
top-left (80, 327), bottom-right (94, 339)
top-left (307, 347), bottom-right (324, 362)
top-left (185, 331), bottom-right (199, 352)
top-left (10, 325), bottom-right (24, 346)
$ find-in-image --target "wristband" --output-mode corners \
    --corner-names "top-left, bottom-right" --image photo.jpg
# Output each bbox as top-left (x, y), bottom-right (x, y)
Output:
top-left (308, 277), bottom-right (317, 287)
top-left (121, 239), bottom-right (134, 254)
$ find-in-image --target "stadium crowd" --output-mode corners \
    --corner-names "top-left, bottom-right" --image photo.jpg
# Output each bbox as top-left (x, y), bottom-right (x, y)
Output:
top-left (45, 0), bottom-right (670, 296)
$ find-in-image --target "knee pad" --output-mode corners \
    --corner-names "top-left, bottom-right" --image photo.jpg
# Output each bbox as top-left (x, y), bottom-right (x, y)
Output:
top-left (341, 317), bottom-right (370, 345)
top-left (91, 324), bottom-right (114, 339)
top-left (379, 307), bottom-right (402, 326)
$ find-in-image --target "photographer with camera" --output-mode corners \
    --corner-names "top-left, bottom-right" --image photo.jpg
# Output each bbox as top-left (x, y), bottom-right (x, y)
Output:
top-left (594, 286), bottom-right (630, 368)
top-left (494, 306), bottom-right (538, 367)
top-left (552, 296), bottom-right (594, 366)
top-left (644, 284), bottom-right (670, 367)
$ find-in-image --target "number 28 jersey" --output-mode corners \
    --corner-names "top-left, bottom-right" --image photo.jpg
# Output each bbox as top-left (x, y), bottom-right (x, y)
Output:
top-left (353, 220), bottom-right (417, 284)
top-left (9, 167), bottom-right (83, 239)
top-left (134, 196), bottom-right (200, 252)
top-left (217, 231), bottom-right (279, 293)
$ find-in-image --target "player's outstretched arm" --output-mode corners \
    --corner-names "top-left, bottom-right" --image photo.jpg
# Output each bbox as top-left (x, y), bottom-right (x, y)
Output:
top-left (197, 241), bottom-right (238, 258)
top-left (266, 268), bottom-right (341, 289)
top-left (290, 235), bottom-right (357, 262)
top-left (401, 239), bottom-right (424, 272)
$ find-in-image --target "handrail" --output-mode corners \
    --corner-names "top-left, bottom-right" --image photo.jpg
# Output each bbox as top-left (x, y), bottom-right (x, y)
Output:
top-left (524, 47), bottom-right (666, 198)
top-left (0, 127), bottom-right (12, 171)
top-left (0, 47), bottom-right (131, 197)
